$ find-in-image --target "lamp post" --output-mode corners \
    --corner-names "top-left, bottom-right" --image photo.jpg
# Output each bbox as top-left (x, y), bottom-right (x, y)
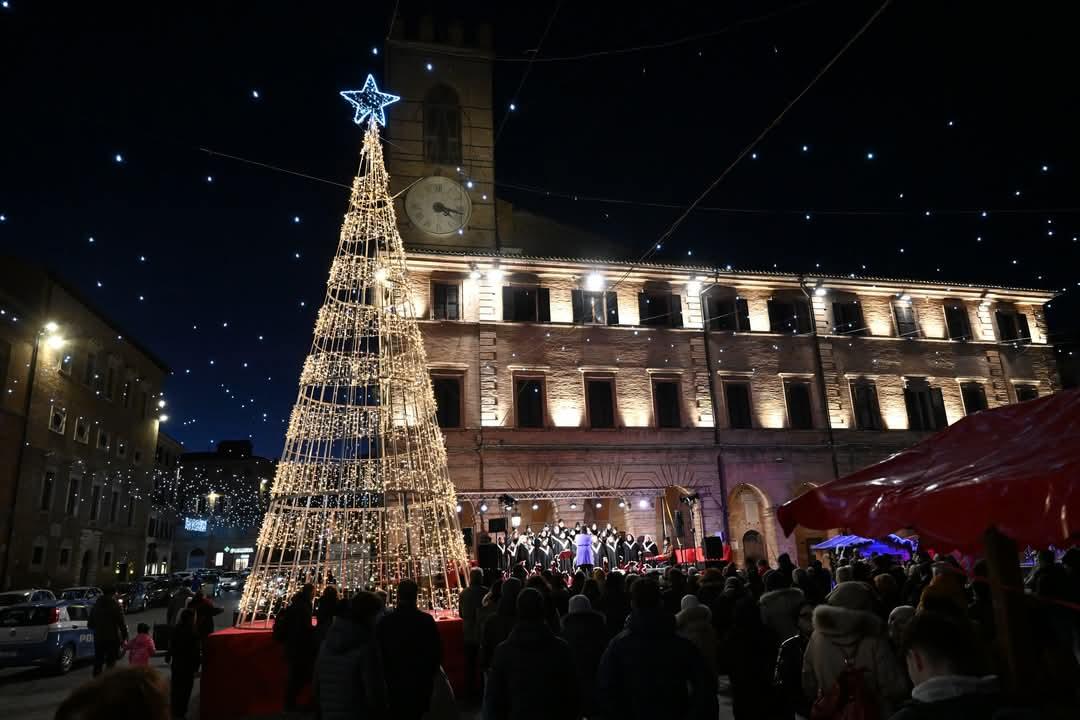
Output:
top-left (2, 320), bottom-right (64, 589)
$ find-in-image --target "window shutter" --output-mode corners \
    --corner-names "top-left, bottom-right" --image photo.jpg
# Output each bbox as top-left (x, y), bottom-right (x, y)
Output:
top-left (502, 285), bottom-right (515, 322)
top-left (767, 300), bottom-right (782, 332)
top-left (796, 300), bottom-right (813, 334)
top-left (432, 283), bottom-right (446, 320)
top-left (669, 293), bottom-right (683, 327)
top-left (1017, 314), bottom-right (1031, 341)
top-left (446, 284), bottom-right (459, 320)
top-left (995, 310), bottom-right (1017, 341)
top-left (866, 384), bottom-right (882, 429)
top-left (571, 289), bottom-right (584, 324)
top-left (736, 298), bottom-right (750, 331)
top-left (537, 288), bottom-right (551, 322)
top-left (904, 388), bottom-right (921, 430)
top-left (930, 388), bottom-right (947, 429)
top-left (638, 292), bottom-right (649, 325)
top-left (605, 291), bottom-right (619, 325)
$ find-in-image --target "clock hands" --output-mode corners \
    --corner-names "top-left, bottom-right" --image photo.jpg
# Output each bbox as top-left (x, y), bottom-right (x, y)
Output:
top-left (431, 201), bottom-right (464, 217)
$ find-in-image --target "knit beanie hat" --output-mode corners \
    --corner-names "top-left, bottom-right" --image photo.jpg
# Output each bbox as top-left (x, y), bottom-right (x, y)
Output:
top-left (568, 594), bottom-right (592, 614)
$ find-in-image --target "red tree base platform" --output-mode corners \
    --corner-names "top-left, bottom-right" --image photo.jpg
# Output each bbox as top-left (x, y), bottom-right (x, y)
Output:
top-left (201, 615), bottom-right (465, 720)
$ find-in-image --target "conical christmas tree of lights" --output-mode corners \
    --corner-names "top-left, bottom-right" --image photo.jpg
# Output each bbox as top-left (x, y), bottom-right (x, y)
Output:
top-left (238, 77), bottom-right (469, 622)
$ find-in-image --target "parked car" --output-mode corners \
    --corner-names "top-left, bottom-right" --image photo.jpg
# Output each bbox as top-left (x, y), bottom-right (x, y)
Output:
top-left (0, 589), bottom-right (56, 607)
top-left (219, 572), bottom-right (243, 592)
top-left (114, 582), bottom-right (148, 613)
top-left (146, 580), bottom-right (173, 607)
top-left (0, 602), bottom-right (95, 674)
top-left (58, 587), bottom-right (103, 605)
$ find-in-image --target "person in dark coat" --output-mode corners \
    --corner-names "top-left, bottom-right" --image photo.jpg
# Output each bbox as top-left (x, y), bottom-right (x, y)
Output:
top-left (597, 578), bottom-right (718, 720)
top-left (890, 611), bottom-right (1028, 720)
top-left (279, 584), bottom-right (316, 712)
top-left (548, 572), bottom-right (570, 617)
top-left (459, 568), bottom-right (488, 702)
top-left (88, 586), bottom-right (128, 676)
top-left (774, 601), bottom-right (814, 720)
top-left (482, 588), bottom-right (580, 720)
top-left (169, 608), bottom-right (201, 719)
top-left (662, 569), bottom-right (687, 616)
top-left (187, 591), bottom-right (224, 639)
top-left (598, 570), bottom-right (631, 640)
top-left (315, 585), bottom-right (338, 646)
top-left (559, 594), bottom-right (607, 718)
top-left (480, 577), bottom-right (521, 672)
top-left (377, 579), bottom-right (442, 720)
top-left (166, 587), bottom-right (192, 628)
top-left (315, 591), bottom-right (387, 720)
top-left (727, 592), bottom-right (781, 719)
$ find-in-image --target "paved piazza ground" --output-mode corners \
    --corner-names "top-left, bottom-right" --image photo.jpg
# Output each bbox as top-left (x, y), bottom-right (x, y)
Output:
top-left (0, 591), bottom-right (734, 720)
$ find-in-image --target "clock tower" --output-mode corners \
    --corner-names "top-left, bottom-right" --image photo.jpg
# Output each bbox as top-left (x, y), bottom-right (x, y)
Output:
top-left (384, 16), bottom-right (498, 251)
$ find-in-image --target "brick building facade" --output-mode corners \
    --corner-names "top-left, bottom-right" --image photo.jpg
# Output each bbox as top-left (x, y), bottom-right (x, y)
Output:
top-left (379, 21), bottom-right (1061, 566)
top-left (403, 251), bottom-right (1057, 565)
top-left (0, 258), bottom-right (170, 589)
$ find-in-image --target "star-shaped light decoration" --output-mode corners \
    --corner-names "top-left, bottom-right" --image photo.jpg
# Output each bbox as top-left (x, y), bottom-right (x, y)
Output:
top-left (339, 74), bottom-right (400, 126)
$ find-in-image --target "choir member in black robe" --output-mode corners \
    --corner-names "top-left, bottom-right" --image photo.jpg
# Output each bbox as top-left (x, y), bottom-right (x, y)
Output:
top-left (555, 530), bottom-right (574, 573)
top-left (641, 534), bottom-right (659, 559)
top-left (495, 537), bottom-right (508, 571)
top-left (514, 536), bottom-right (531, 567)
top-left (550, 532), bottom-right (565, 563)
top-left (529, 537), bottom-right (547, 569)
top-left (601, 533), bottom-right (618, 569)
top-left (618, 532), bottom-right (640, 565)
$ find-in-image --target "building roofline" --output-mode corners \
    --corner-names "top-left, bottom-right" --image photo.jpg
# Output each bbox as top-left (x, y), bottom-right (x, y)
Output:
top-left (403, 246), bottom-right (1059, 300)
top-left (1, 255), bottom-right (173, 374)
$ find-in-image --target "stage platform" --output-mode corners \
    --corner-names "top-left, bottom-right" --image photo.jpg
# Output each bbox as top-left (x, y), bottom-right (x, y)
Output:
top-left (201, 615), bottom-right (465, 720)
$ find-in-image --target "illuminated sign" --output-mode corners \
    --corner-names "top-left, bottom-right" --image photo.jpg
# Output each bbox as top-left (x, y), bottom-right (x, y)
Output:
top-left (224, 546), bottom-right (254, 554)
top-left (184, 517), bottom-right (208, 533)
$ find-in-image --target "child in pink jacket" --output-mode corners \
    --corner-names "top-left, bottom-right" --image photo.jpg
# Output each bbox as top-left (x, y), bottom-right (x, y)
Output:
top-left (123, 623), bottom-right (157, 666)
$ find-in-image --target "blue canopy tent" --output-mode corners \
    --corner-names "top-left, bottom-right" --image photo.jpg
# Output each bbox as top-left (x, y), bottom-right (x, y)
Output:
top-left (811, 533), bottom-right (918, 559)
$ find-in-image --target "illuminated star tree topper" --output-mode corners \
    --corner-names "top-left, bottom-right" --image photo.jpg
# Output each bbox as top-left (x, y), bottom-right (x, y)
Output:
top-left (339, 73), bottom-right (400, 126)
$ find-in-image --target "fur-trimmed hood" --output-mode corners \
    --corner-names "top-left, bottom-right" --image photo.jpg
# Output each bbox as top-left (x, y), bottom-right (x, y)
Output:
top-left (759, 586), bottom-right (805, 641)
top-left (675, 604), bottom-right (712, 627)
top-left (812, 603), bottom-right (883, 641)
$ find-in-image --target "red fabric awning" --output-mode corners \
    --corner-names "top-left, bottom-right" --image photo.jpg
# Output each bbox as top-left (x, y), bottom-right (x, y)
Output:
top-left (777, 388), bottom-right (1080, 552)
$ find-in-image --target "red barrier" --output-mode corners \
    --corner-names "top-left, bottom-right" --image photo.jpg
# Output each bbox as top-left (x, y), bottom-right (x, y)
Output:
top-left (201, 615), bottom-right (465, 720)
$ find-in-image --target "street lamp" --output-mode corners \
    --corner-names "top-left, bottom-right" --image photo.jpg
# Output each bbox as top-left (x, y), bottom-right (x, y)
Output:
top-left (2, 320), bottom-right (65, 585)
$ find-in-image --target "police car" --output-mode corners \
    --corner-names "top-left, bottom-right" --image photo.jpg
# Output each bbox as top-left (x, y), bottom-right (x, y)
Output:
top-left (0, 601), bottom-right (95, 674)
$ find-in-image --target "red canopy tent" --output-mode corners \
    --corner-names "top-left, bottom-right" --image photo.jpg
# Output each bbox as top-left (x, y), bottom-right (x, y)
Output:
top-left (777, 388), bottom-right (1080, 552)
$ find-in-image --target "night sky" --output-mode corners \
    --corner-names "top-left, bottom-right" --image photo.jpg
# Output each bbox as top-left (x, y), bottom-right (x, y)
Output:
top-left (2, 1), bottom-right (1078, 457)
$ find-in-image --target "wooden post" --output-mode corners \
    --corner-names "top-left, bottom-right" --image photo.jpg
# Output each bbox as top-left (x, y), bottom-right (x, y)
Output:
top-left (983, 526), bottom-right (1041, 698)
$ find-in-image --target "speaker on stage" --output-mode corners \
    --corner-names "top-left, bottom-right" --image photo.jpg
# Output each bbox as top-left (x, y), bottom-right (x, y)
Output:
top-left (704, 536), bottom-right (725, 559)
top-left (675, 510), bottom-right (685, 537)
top-left (488, 517), bottom-right (507, 534)
top-left (462, 527), bottom-right (474, 548)
top-left (477, 541), bottom-right (500, 571)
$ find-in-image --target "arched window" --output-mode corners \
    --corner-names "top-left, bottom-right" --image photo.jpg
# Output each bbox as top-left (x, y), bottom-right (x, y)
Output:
top-left (424, 85), bottom-right (462, 166)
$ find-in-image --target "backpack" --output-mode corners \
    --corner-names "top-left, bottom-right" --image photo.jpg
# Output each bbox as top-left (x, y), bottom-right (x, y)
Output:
top-left (810, 639), bottom-right (878, 720)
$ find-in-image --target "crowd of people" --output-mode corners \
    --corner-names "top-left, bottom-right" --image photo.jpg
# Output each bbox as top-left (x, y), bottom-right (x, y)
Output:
top-left (78, 583), bottom-right (223, 719)
top-left (54, 547), bottom-right (1080, 720)
top-left (268, 545), bottom-right (1080, 719)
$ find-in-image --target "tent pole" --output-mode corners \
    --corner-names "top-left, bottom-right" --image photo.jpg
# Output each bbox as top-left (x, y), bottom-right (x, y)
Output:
top-left (983, 526), bottom-right (1040, 699)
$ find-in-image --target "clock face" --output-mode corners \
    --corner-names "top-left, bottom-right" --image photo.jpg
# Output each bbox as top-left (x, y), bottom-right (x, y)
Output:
top-left (405, 176), bottom-right (472, 237)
